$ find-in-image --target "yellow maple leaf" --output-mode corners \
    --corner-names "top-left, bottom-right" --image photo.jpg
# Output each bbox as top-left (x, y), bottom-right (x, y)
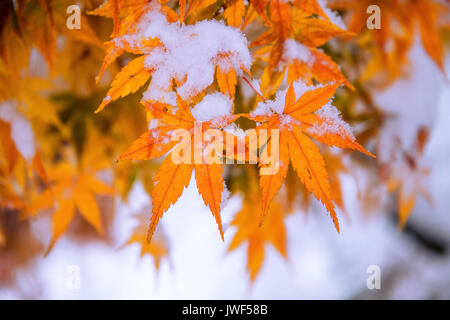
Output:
top-left (126, 210), bottom-right (169, 270)
top-left (228, 168), bottom-right (287, 281)
top-left (29, 164), bottom-right (113, 254)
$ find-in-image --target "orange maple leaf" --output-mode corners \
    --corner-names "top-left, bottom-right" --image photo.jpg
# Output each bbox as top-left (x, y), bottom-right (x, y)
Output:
top-left (29, 164), bottom-right (113, 254)
top-left (126, 210), bottom-right (169, 270)
top-left (216, 66), bottom-right (238, 98)
top-left (120, 96), bottom-right (238, 243)
top-left (224, 0), bottom-right (246, 28)
top-left (251, 0), bottom-right (353, 95)
top-left (246, 81), bottom-right (374, 230)
top-left (96, 55), bottom-right (153, 113)
top-left (93, 2), bottom-right (250, 112)
top-left (228, 168), bottom-right (287, 281)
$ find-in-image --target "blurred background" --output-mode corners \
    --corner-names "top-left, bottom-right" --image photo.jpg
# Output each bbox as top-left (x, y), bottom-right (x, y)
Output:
top-left (0, 0), bottom-right (449, 299)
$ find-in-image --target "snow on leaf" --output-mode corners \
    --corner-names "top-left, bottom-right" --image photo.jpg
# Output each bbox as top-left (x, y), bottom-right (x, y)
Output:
top-left (96, 2), bottom-right (251, 111)
top-left (246, 81), bottom-right (374, 229)
top-left (120, 96), bottom-right (237, 243)
top-left (191, 93), bottom-right (233, 123)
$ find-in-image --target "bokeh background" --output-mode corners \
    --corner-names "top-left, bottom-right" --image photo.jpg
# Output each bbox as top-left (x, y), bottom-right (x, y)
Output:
top-left (1, 0), bottom-right (450, 299)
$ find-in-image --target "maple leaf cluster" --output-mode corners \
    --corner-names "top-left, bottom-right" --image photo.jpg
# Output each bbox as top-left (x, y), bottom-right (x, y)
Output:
top-left (89, 0), bottom-right (375, 279)
top-left (0, 0), bottom-right (447, 288)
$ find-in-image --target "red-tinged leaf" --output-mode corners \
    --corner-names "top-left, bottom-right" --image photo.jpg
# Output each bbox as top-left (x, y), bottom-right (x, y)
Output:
top-left (216, 66), bottom-right (237, 98)
top-left (179, 0), bottom-right (186, 23)
top-left (259, 131), bottom-right (289, 223)
top-left (148, 156), bottom-right (193, 242)
top-left (287, 128), bottom-right (339, 232)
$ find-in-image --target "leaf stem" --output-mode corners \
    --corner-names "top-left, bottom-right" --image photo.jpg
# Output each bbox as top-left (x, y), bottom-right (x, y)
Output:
top-left (241, 76), bottom-right (266, 102)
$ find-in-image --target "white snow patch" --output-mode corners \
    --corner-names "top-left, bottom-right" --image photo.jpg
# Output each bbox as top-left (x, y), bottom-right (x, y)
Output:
top-left (306, 102), bottom-right (354, 139)
top-left (281, 39), bottom-right (314, 67)
top-left (292, 80), bottom-right (327, 99)
top-left (318, 0), bottom-right (347, 30)
top-left (223, 123), bottom-right (247, 140)
top-left (191, 93), bottom-right (233, 123)
top-left (220, 183), bottom-right (231, 211)
top-left (115, 3), bottom-right (251, 104)
top-left (148, 119), bottom-right (159, 130)
top-left (374, 37), bottom-right (444, 164)
top-left (250, 79), bottom-right (263, 97)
